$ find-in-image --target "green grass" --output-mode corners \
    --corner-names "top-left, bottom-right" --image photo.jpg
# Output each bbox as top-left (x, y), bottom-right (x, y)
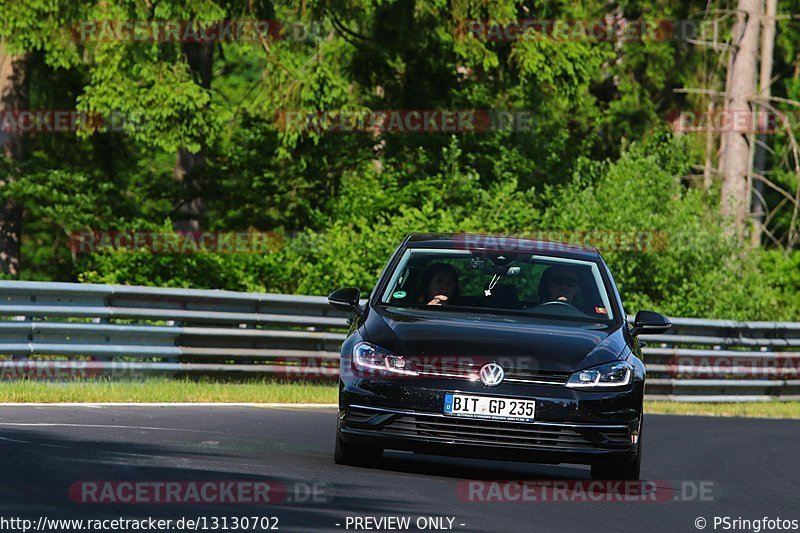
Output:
top-left (1, 380), bottom-right (799, 419)
top-left (644, 401), bottom-right (800, 419)
top-left (0, 378), bottom-right (339, 403)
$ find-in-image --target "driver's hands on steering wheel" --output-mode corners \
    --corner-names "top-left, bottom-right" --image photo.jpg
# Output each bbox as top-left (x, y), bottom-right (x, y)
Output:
top-left (428, 295), bottom-right (449, 306)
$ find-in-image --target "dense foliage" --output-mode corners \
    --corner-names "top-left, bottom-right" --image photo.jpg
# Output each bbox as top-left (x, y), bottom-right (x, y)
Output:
top-left (1, 0), bottom-right (799, 320)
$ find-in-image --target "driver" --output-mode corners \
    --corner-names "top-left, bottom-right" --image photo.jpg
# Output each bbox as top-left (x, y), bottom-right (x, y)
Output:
top-left (538, 266), bottom-right (580, 305)
top-left (416, 263), bottom-right (460, 306)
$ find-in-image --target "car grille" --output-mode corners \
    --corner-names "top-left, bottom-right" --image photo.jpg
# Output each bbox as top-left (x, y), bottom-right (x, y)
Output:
top-left (413, 360), bottom-right (570, 385)
top-left (345, 407), bottom-right (629, 450)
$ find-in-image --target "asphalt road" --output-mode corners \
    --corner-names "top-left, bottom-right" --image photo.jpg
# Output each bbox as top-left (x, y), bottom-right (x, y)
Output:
top-left (0, 405), bottom-right (797, 533)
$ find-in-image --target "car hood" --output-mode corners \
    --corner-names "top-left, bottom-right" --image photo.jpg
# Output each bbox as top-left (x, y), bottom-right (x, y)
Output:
top-left (361, 306), bottom-right (628, 373)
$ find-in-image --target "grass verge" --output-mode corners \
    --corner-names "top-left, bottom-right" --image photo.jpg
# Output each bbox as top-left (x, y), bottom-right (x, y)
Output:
top-left (1, 380), bottom-right (799, 419)
top-left (644, 401), bottom-right (800, 419)
top-left (0, 379), bottom-right (339, 404)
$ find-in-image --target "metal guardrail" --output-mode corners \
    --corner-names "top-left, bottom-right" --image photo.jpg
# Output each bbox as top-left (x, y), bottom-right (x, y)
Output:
top-left (0, 281), bottom-right (349, 380)
top-left (1, 280), bottom-right (799, 402)
top-left (633, 316), bottom-right (800, 402)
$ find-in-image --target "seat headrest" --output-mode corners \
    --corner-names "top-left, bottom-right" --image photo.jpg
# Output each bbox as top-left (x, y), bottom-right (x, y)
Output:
top-left (483, 283), bottom-right (519, 309)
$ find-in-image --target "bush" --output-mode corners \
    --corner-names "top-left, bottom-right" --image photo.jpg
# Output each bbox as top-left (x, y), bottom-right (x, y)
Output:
top-left (540, 134), bottom-right (797, 320)
top-left (79, 135), bottom-right (800, 320)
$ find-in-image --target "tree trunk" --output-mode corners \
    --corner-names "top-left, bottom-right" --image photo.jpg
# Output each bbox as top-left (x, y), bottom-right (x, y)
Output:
top-left (720, 0), bottom-right (761, 238)
top-left (0, 45), bottom-right (28, 276)
top-left (751, 0), bottom-right (777, 246)
top-left (173, 38), bottom-right (213, 233)
top-left (704, 99), bottom-right (715, 193)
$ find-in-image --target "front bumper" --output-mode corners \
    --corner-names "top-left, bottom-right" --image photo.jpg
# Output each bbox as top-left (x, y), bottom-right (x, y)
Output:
top-left (338, 376), bottom-right (643, 466)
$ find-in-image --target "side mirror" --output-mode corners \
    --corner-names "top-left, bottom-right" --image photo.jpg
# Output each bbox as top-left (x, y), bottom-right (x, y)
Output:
top-left (630, 310), bottom-right (671, 336)
top-left (328, 287), bottom-right (364, 315)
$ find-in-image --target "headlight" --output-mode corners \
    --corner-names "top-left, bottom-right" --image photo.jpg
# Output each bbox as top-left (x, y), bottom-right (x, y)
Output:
top-left (565, 361), bottom-right (633, 389)
top-left (352, 342), bottom-right (418, 376)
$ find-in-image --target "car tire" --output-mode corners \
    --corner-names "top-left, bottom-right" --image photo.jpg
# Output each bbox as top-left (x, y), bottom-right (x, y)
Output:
top-left (334, 432), bottom-right (383, 466)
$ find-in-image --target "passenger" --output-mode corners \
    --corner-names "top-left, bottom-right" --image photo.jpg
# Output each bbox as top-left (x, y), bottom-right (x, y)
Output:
top-left (416, 263), bottom-right (460, 306)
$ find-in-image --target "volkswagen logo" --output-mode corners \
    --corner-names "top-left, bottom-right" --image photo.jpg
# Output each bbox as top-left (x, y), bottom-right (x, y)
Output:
top-left (479, 363), bottom-right (504, 387)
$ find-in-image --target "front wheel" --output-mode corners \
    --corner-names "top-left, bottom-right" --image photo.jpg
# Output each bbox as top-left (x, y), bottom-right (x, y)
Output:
top-left (334, 432), bottom-right (383, 466)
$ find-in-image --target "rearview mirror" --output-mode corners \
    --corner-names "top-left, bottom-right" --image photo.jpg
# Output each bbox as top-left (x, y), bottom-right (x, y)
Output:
top-left (482, 263), bottom-right (521, 276)
top-left (505, 266), bottom-right (521, 276)
top-left (328, 287), bottom-right (364, 315)
top-left (630, 310), bottom-right (671, 336)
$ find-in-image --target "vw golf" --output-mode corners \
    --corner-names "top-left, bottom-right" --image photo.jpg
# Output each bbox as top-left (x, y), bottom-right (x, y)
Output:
top-left (329, 233), bottom-right (670, 479)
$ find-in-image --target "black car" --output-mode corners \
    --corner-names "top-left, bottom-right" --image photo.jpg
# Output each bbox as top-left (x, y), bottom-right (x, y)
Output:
top-left (328, 233), bottom-right (670, 480)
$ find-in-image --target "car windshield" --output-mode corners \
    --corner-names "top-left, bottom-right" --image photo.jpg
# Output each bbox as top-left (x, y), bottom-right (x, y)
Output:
top-left (380, 248), bottom-right (615, 322)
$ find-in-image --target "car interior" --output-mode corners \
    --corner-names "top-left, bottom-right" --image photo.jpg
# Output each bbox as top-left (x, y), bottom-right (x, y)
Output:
top-left (385, 252), bottom-right (609, 319)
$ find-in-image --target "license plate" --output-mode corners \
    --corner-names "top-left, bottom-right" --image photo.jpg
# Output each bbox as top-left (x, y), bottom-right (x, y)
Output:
top-left (443, 393), bottom-right (535, 422)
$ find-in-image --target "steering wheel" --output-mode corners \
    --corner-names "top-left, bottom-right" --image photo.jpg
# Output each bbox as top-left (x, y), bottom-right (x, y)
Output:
top-left (532, 299), bottom-right (590, 318)
top-left (537, 300), bottom-right (578, 309)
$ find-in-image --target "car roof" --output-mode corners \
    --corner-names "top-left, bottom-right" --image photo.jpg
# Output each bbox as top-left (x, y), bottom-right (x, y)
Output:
top-left (402, 232), bottom-right (602, 261)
